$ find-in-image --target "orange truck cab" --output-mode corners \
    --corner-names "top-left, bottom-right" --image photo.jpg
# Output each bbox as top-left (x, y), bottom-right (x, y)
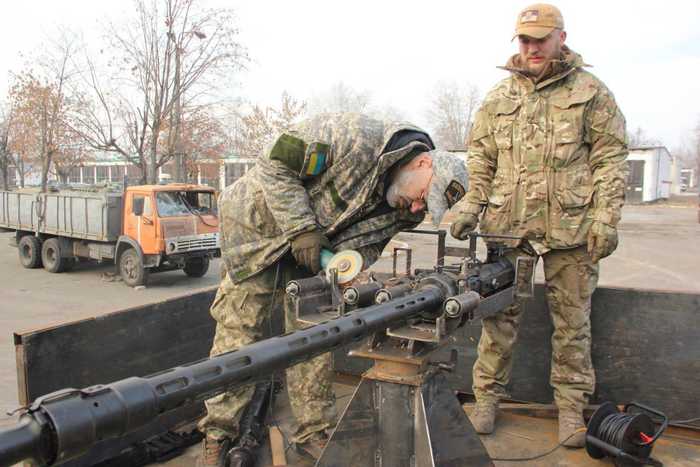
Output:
top-left (0, 184), bottom-right (221, 287)
top-left (117, 184), bottom-right (221, 286)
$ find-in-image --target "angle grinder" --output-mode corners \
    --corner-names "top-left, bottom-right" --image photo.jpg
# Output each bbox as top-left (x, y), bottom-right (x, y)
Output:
top-left (320, 248), bottom-right (363, 285)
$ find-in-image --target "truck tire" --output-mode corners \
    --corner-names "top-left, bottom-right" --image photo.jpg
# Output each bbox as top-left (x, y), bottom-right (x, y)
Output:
top-left (119, 249), bottom-right (149, 287)
top-left (63, 258), bottom-right (77, 272)
top-left (42, 238), bottom-right (68, 273)
top-left (183, 257), bottom-right (210, 278)
top-left (18, 236), bottom-right (42, 269)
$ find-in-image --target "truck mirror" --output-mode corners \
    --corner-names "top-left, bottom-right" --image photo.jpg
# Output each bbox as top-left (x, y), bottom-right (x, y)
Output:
top-left (133, 197), bottom-right (144, 216)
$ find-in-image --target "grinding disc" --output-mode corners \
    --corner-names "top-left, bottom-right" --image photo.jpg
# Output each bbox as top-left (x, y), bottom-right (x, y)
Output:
top-left (325, 250), bottom-right (363, 284)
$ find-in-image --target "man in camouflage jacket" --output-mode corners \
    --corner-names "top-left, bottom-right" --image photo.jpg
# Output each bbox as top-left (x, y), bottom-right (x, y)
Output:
top-left (451, 3), bottom-right (628, 447)
top-left (199, 112), bottom-right (469, 465)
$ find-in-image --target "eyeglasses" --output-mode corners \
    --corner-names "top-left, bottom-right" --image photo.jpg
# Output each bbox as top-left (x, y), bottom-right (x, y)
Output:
top-left (412, 172), bottom-right (434, 209)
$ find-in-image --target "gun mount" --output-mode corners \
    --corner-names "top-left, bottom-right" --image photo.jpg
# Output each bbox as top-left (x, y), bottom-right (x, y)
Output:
top-left (284, 231), bottom-right (535, 466)
top-left (0, 231), bottom-right (535, 467)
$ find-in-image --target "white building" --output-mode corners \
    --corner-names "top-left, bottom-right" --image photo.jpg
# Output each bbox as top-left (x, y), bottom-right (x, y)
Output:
top-left (626, 146), bottom-right (674, 203)
top-left (9, 153), bottom-right (256, 191)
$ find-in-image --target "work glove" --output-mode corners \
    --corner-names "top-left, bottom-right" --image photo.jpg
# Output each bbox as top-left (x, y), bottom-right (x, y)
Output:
top-left (450, 213), bottom-right (479, 240)
top-left (587, 221), bottom-right (618, 264)
top-left (291, 230), bottom-right (330, 274)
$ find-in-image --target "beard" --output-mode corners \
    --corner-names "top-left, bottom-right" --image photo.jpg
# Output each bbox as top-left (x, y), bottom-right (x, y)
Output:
top-left (521, 43), bottom-right (562, 76)
top-left (386, 169), bottom-right (417, 208)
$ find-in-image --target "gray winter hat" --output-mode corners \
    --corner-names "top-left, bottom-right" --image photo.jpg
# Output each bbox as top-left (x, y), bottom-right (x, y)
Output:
top-left (427, 150), bottom-right (469, 227)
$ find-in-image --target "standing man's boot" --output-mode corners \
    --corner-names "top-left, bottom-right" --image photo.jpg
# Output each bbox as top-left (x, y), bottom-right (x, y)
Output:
top-left (558, 408), bottom-right (586, 448)
top-left (295, 431), bottom-right (329, 461)
top-left (468, 400), bottom-right (498, 434)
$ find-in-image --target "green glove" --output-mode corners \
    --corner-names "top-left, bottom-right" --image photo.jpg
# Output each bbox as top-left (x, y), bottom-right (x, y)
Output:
top-left (291, 231), bottom-right (330, 274)
top-left (450, 213), bottom-right (479, 240)
top-left (587, 221), bottom-right (618, 264)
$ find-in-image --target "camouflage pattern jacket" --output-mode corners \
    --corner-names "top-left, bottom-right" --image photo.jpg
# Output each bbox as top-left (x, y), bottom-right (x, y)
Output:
top-left (462, 47), bottom-right (628, 254)
top-left (220, 113), bottom-right (432, 282)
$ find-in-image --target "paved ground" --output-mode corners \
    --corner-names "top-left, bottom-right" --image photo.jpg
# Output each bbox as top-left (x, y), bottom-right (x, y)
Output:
top-left (0, 197), bottom-right (698, 428)
top-left (0, 240), bottom-right (223, 425)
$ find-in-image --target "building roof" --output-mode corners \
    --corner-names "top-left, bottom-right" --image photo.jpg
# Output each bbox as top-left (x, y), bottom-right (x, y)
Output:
top-left (629, 145), bottom-right (670, 152)
top-left (86, 151), bottom-right (254, 165)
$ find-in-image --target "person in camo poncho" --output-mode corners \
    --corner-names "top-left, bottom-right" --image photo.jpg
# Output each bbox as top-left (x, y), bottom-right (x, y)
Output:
top-left (198, 112), bottom-right (470, 465)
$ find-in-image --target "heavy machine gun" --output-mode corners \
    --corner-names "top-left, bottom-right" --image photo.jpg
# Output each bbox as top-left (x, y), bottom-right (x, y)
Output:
top-left (0, 232), bottom-right (535, 467)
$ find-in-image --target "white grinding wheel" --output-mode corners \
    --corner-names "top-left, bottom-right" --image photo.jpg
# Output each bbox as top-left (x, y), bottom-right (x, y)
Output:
top-left (325, 250), bottom-right (363, 284)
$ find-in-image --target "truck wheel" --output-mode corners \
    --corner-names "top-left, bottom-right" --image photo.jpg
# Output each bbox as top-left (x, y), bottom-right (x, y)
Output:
top-left (120, 249), bottom-right (149, 287)
top-left (18, 236), bottom-right (42, 269)
top-left (63, 258), bottom-right (76, 272)
top-left (183, 257), bottom-right (210, 278)
top-left (42, 238), bottom-right (67, 273)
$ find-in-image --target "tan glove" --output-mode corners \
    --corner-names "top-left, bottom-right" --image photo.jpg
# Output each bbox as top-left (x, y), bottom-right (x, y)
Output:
top-left (587, 221), bottom-right (618, 264)
top-left (291, 231), bottom-right (330, 274)
top-left (450, 213), bottom-right (479, 240)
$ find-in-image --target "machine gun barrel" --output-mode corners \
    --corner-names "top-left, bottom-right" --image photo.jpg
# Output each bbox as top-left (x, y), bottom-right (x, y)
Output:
top-left (0, 284), bottom-right (447, 467)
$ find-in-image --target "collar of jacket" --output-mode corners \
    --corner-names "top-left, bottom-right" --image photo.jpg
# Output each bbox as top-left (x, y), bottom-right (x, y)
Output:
top-left (497, 46), bottom-right (590, 91)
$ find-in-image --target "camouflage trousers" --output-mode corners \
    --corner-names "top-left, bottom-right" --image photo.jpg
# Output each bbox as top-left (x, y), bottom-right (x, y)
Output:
top-left (198, 258), bottom-right (337, 443)
top-left (472, 245), bottom-right (599, 411)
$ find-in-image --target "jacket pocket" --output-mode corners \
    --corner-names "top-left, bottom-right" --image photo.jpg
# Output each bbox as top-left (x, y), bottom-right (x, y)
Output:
top-left (553, 165), bottom-right (594, 210)
top-left (550, 89), bottom-right (596, 165)
top-left (549, 165), bottom-right (594, 246)
top-left (493, 99), bottom-right (521, 150)
top-left (480, 177), bottom-right (514, 234)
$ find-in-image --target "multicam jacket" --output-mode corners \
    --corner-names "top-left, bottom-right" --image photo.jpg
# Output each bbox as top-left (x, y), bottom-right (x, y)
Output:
top-left (462, 48), bottom-right (628, 254)
top-left (220, 113), bottom-right (433, 282)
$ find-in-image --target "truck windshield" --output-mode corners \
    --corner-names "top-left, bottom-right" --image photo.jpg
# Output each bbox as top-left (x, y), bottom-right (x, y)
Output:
top-left (156, 192), bottom-right (192, 217)
top-left (183, 191), bottom-right (217, 215)
top-left (156, 191), bottom-right (217, 217)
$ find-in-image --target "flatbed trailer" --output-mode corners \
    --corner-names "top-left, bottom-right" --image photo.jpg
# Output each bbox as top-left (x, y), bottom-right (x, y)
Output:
top-left (10, 282), bottom-right (700, 466)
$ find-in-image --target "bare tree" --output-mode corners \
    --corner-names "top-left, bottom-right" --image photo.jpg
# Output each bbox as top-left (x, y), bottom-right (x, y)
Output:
top-left (73, 0), bottom-right (247, 184)
top-left (308, 82), bottom-right (371, 116)
top-left (157, 106), bottom-right (229, 181)
top-left (270, 92), bottom-right (307, 134)
top-left (426, 81), bottom-right (480, 150)
top-left (234, 92), bottom-right (306, 158)
top-left (0, 104), bottom-right (13, 190)
top-left (8, 30), bottom-right (82, 192)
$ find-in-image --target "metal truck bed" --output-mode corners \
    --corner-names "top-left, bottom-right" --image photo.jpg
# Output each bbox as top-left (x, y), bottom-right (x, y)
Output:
top-left (0, 189), bottom-right (123, 241)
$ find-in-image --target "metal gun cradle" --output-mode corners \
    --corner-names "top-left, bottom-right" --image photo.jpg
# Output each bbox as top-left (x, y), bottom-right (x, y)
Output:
top-left (286, 232), bottom-right (536, 466)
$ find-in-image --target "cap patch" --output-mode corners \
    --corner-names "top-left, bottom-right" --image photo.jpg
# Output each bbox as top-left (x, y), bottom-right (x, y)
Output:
top-left (520, 10), bottom-right (539, 23)
top-left (444, 181), bottom-right (465, 208)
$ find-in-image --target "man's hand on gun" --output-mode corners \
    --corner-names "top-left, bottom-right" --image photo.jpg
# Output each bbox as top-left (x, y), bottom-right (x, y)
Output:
top-left (450, 212), bottom-right (479, 240)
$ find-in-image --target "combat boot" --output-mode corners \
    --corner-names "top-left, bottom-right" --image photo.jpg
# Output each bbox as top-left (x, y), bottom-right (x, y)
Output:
top-left (295, 431), bottom-right (329, 461)
top-left (558, 408), bottom-right (586, 448)
top-left (468, 400), bottom-right (498, 434)
top-left (197, 434), bottom-right (230, 467)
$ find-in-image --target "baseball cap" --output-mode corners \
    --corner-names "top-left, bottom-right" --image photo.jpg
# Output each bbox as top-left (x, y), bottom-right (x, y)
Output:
top-left (514, 3), bottom-right (564, 40)
top-left (427, 150), bottom-right (469, 227)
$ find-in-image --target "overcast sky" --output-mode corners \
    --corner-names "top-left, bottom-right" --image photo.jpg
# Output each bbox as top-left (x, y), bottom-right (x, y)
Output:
top-left (1, 0), bottom-right (699, 150)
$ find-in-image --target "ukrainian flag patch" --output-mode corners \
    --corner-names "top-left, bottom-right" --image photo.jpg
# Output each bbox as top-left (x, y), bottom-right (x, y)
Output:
top-left (301, 142), bottom-right (331, 179)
